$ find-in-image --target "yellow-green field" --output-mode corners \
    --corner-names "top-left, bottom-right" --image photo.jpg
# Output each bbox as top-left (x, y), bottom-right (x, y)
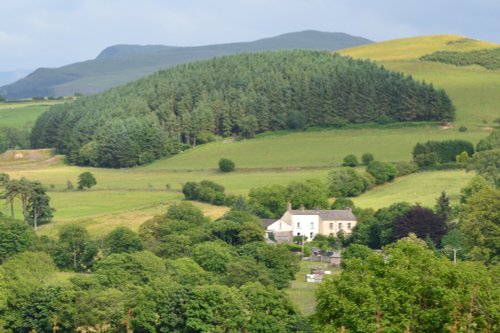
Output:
top-left (352, 170), bottom-right (474, 208)
top-left (339, 35), bottom-right (500, 126)
top-left (339, 34), bottom-right (499, 61)
top-left (146, 126), bottom-right (487, 170)
top-left (0, 101), bottom-right (64, 128)
top-left (1, 34), bottom-right (498, 240)
top-left (1, 146), bottom-right (479, 239)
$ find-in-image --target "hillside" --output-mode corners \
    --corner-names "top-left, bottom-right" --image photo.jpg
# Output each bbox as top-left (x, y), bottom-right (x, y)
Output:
top-left (339, 35), bottom-right (500, 126)
top-left (338, 34), bottom-right (498, 61)
top-left (0, 30), bottom-right (372, 99)
top-left (0, 69), bottom-right (32, 86)
top-left (31, 50), bottom-right (455, 168)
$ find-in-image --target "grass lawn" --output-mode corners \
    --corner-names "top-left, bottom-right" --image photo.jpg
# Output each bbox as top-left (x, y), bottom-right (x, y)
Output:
top-left (1, 35), bottom-right (497, 239)
top-left (339, 34), bottom-right (498, 62)
top-left (340, 35), bottom-right (500, 127)
top-left (0, 101), bottom-right (64, 128)
top-left (382, 61), bottom-right (500, 126)
top-left (145, 126), bottom-right (487, 170)
top-left (1, 145), bottom-right (478, 238)
top-left (352, 170), bottom-right (475, 209)
top-left (286, 260), bottom-right (341, 316)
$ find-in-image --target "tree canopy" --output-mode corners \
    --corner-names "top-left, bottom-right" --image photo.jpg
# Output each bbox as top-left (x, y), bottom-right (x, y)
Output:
top-left (314, 236), bottom-right (499, 333)
top-left (32, 50), bottom-right (455, 168)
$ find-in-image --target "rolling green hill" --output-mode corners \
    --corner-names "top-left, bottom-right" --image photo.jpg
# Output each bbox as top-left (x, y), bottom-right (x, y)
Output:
top-left (144, 126), bottom-right (486, 170)
top-left (0, 30), bottom-right (372, 99)
top-left (2, 34), bottom-right (498, 238)
top-left (339, 35), bottom-right (500, 126)
top-left (0, 101), bottom-right (63, 128)
top-left (31, 50), bottom-right (455, 168)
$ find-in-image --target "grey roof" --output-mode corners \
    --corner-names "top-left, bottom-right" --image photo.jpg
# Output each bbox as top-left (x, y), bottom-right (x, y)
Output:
top-left (290, 209), bottom-right (357, 221)
top-left (261, 218), bottom-right (278, 229)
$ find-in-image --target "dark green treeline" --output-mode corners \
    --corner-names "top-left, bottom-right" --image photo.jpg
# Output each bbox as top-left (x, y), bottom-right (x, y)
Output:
top-left (31, 50), bottom-right (455, 168)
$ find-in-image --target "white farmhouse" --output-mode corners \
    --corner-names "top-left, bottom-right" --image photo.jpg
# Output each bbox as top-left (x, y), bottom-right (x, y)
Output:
top-left (266, 203), bottom-right (357, 243)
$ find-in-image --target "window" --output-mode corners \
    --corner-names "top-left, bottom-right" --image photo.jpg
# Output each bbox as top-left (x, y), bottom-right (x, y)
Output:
top-left (310, 222), bottom-right (314, 229)
top-left (329, 222), bottom-right (334, 229)
top-left (296, 222), bottom-right (300, 228)
top-left (348, 223), bottom-right (352, 230)
top-left (338, 223), bottom-right (343, 230)
top-left (329, 232), bottom-right (334, 236)
top-left (310, 232), bottom-right (314, 239)
top-left (297, 232), bottom-right (301, 236)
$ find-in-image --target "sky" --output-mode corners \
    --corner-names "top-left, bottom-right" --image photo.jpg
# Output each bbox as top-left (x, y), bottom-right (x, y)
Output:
top-left (1, 0), bottom-right (499, 71)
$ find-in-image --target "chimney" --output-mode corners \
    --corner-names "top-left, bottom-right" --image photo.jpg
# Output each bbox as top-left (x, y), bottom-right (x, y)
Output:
top-left (300, 204), bottom-right (305, 212)
top-left (287, 202), bottom-right (292, 212)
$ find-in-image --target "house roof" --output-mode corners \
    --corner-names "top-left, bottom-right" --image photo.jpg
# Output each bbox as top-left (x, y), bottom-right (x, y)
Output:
top-left (261, 218), bottom-right (277, 229)
top-left (290, 209), bottom-right (357, 221)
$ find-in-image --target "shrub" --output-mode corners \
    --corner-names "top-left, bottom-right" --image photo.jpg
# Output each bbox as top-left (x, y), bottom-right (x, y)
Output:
top-left (104, 227), bottom-right (143, 255)
top-left (455, 151), bottom-right (469, 164)
top-left (219, 158), bottom-right (235, 172)
top-left (328, 168), bottom-right (368, 197)
top-left (458, 126), bottom-right (468, 132)
top-left (395, 161), bottom-right (419, 176)
top-left (361, 153), bottom-right (374, 165)
top-left (331, 198), bottom-right (355, 210)
top-left (424, 162), bottom-right (464, 171)
top-left (366, 161), bottom-right (397, 185)
top-left (182, 181), bottom-right (201, 200)
top-left (77, 171), bottom-right (97, 190)
top-left (342, 154), bottom-right (359, 167)
top-left (182, 180), bottom-right (227, 205)
top-left (412, 140), bottom-right (474, 166)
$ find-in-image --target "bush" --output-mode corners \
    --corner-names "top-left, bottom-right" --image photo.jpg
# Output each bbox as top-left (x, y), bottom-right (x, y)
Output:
top-left (458, 126), bottom-right (468, 132)
top-left (182, 180), bottom-right (227, 205)
top-left (361, 172), bottom-right (375, 190)
top-left (422, 162), bottom-right (464, 171)
top-left (342, 154), bottom-right (359, 167)
top-left (331, 198), bottom-right (355, 210)
top-left (455, 151), bottom-right (469, 164)
top-left (328, 168), bottom-right (368, 197)
top-left (395, 161), bottom-right (419, 176)
top-left (361, 153), bottom-right (374, 165)
top-left (104, 227), bottom-right (143, 255)
top-left (366, 161), bottom-right (397, 185)
top-left (412, 140), bottom-right (474, 166)
top-left (219, 158), bottom-right (235, 172)
top-left (182, 181), bottom-right (201, 200)
top-left (77, 171), bottom-right (97, 190)
top-left (414, 151), bottom-right (439, 168)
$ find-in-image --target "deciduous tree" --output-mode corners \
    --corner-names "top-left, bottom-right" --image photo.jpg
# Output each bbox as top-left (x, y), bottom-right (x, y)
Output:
top-left (52, 225), bottom-right (98, 272)
top-left (218, 158), bottom-right (235, 172)
top-left (314, 236), bottom-right (499, 333)
top-left (459, 187), bottom-right (500, 264)
top-left (392, 205), bottom-right (447, 246)
top-left (104, 226), bottom-right (143, 255)
top-left (77, 171), bottom-right (97, 190)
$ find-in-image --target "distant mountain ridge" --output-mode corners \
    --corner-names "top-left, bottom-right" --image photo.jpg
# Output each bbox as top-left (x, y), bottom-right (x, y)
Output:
top-left (0, 30), bottom-right (372, 99)
top-left (0, 69), bottom-right (32, 86)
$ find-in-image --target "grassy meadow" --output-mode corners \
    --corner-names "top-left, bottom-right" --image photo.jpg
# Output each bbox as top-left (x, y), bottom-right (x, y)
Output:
top-left (147, 126), bottom-right (487, 170)
top-left (0, 100), bottom-right (63, 128)
top-left (2, 35), bottom-right (498, 316)
top-left (1, 140), bottom-right (481, 239)
top-left (339, 35), bottom-right (500, 126)
top-left (1, 34), bottom-right (498, 240)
